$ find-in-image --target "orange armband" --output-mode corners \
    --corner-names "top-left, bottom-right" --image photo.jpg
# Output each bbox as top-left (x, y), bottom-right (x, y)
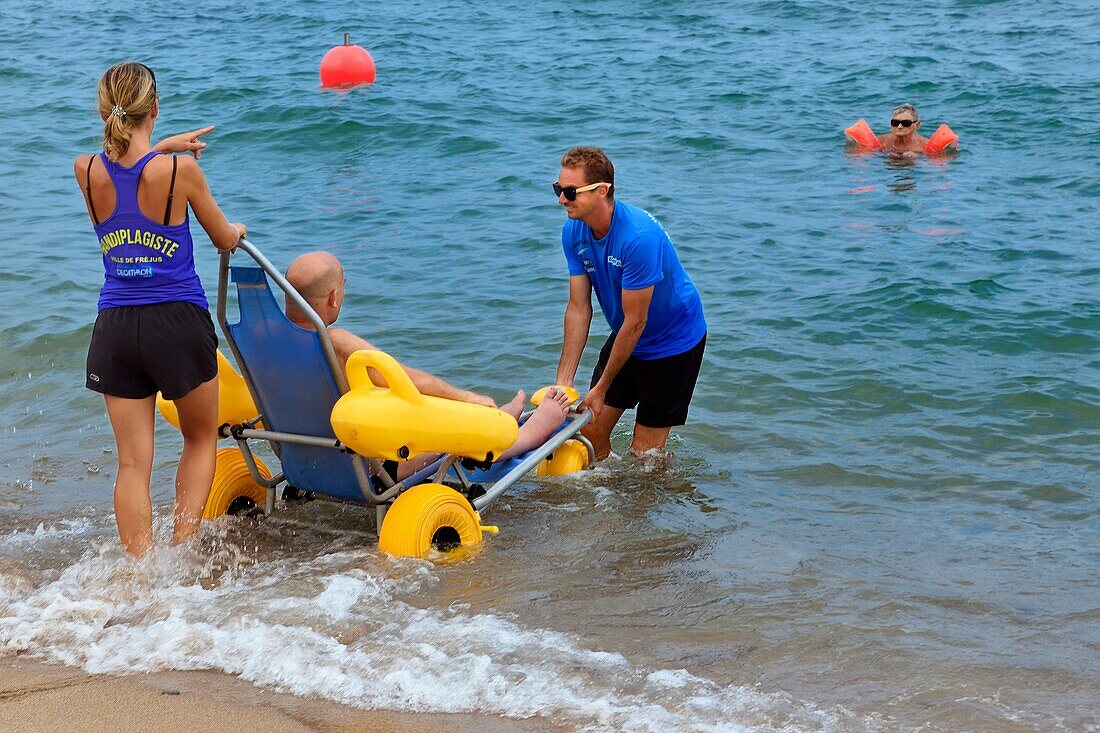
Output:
top-left (844, 119), bottom-right (882, 150)
top-left (923, 124), bottom-right (958, 154)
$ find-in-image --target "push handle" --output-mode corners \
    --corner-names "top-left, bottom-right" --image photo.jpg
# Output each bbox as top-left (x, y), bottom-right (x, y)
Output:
top-left (345, 349), bottom-right (424, 404)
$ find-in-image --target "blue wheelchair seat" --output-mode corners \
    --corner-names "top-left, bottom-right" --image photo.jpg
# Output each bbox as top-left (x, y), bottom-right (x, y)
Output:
top-left (227, 266), bottom-right (370, 502)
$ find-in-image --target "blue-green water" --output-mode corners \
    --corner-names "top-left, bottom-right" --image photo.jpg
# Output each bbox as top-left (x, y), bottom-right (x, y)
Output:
top-left (1, 1), bottom-right (1098, 730)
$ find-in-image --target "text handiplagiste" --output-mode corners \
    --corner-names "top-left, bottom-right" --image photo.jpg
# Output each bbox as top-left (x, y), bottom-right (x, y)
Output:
top-left (100, 228), bottom-right (182, 259)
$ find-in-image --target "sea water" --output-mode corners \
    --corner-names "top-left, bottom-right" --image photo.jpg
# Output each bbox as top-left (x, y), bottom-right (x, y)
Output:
top-left (0, 1), bottom-right (1097, 730)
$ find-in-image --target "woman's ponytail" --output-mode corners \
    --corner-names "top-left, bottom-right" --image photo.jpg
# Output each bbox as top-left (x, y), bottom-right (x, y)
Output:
top-left (97, 62), bottom-right (157, 162)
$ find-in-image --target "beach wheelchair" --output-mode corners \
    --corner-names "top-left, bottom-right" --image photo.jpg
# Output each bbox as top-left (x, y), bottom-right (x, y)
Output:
top-left (157, 240), bottom-right (594, 557)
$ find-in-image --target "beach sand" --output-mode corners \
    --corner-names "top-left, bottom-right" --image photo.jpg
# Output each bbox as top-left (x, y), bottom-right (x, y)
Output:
top-left (0, 658), bottom-right (564, 732)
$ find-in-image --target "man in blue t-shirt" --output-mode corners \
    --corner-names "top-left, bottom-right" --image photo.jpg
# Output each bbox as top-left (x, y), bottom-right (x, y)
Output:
top-left (553, 147), bottom-right (706, 460)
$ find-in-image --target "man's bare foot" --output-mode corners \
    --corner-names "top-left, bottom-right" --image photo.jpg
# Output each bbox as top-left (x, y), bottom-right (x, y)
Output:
top-left (541, 387), bottom-right (572, 414)
top-left (501, 390), bottom-right (526, 420)
top-left (497, 388), bottom-right (569, 461)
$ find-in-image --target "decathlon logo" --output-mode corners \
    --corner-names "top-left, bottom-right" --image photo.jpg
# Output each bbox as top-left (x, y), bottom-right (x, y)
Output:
top-left (116, 266), bottom-right (155, 279)
top-left (607, 255), bottom-right (623, 268)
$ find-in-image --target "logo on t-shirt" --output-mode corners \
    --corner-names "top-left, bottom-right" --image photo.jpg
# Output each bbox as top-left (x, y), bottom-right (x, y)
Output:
top-left (577, 246), bottom-right (596, 273)
top-left (115, 265), bottom-right (155, 279)
top-left (607, 255), bottom-right (623, 268)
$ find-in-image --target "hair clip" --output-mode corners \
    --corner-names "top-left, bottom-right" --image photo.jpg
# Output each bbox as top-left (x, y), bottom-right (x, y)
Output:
top-left (111, 105), bottom-right (126, 119)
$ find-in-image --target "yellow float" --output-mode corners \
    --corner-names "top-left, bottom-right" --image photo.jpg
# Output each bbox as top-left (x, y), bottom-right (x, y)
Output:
top-left (536, 439), bottom-right (590, 477)
top-left (378, 483), bottom-right (498, 557)
top-left (204, 448), bottom-right (271, 519)
top-left (330, 349), bottom-right (519, 462)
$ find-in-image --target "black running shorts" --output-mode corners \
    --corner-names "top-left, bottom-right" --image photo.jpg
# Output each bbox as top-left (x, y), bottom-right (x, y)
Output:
top-left (590, 332), bottom-right (706, 428)
top-left (86, 301), bottom-right (218, 400)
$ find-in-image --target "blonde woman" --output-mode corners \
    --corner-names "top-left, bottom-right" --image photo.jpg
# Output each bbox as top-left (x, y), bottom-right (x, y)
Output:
top-left (74, 61), bottom-right (246, 556)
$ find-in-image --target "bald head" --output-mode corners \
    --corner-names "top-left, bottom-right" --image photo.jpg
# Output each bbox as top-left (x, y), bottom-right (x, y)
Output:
top-left (285, 251), bottom-right (345, 325)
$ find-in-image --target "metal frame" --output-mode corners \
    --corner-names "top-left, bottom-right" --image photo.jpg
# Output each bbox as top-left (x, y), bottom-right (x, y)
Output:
top-left (214, 239), bottom-right (594, 525)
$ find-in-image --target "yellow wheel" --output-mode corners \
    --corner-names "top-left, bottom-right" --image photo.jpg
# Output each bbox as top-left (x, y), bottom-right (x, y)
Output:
top-left (536, 439), bottom-right (590, 477)
top-left (203, 448), bottom-right (271, 520)
top-left (378, 483), bottom-right (493, 558)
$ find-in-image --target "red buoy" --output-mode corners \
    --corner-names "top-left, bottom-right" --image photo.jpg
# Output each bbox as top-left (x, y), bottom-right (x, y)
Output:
top-left (320, 34), bottom-right (376, 88)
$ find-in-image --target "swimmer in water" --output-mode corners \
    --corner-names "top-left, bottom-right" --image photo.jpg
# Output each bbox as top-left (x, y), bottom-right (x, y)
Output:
top-left (846, 103), bottom-right (929, 156)
top-left (845, 104), bottom-right (958, 157)
top-left (877, 103), bottom-right (927, 157)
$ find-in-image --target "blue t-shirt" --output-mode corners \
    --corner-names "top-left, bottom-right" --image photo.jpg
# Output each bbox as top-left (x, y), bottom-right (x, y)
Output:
top-left (562, 201), bottom-right (706, 359)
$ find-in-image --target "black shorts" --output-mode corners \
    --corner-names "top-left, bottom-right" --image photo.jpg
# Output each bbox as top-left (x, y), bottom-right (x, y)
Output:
top-left (86, 301), bottom-right (218, 400)
top-left (591, 332), bottom-right (706, 428)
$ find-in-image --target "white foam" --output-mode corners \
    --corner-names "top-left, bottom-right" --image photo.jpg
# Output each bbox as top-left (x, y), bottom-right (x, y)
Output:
top-left (2, 517), bottom-right (97, 547)
top-left (0, 543), bottom-right (883, 732)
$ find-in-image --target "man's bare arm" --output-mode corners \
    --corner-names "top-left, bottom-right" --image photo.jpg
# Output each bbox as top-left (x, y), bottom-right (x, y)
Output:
top-left (555, 274), bottom-right (593, 388)
top-left (329, 328), bottom-right (495, 407)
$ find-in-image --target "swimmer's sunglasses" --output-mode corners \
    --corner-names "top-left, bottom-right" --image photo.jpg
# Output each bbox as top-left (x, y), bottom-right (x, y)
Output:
top-left (890, 118), bottom-right (917, 128)
top-left (553, 181), bottom-right (611, 201)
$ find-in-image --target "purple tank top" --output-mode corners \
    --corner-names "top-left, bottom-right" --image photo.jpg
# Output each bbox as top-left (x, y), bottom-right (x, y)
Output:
top-left (93, 151), bottom-right (208, 310)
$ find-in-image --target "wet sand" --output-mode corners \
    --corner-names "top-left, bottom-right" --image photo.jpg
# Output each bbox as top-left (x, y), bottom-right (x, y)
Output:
top-left (0, 658), bottom-right (563, 733)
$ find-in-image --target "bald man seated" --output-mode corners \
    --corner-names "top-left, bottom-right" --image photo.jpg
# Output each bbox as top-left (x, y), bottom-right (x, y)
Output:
top-left (285, 252), bottom-right (572, 471)
top-left (286, 251), bottom-right (495, 408)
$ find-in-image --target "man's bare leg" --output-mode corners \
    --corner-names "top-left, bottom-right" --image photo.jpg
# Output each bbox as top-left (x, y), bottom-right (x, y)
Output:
top-left (498, 388), bottom-right (571, 461)
top-left (393, 391), bottom-right (527, 481)
top-left (395, 452), bottom-right (442, 481)
top-left (630, 423), bottom-right (672, 456)
top-left (394, 389), bottom-right (574, 478)
top-left (581, 404), bottom-right (626, 461)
